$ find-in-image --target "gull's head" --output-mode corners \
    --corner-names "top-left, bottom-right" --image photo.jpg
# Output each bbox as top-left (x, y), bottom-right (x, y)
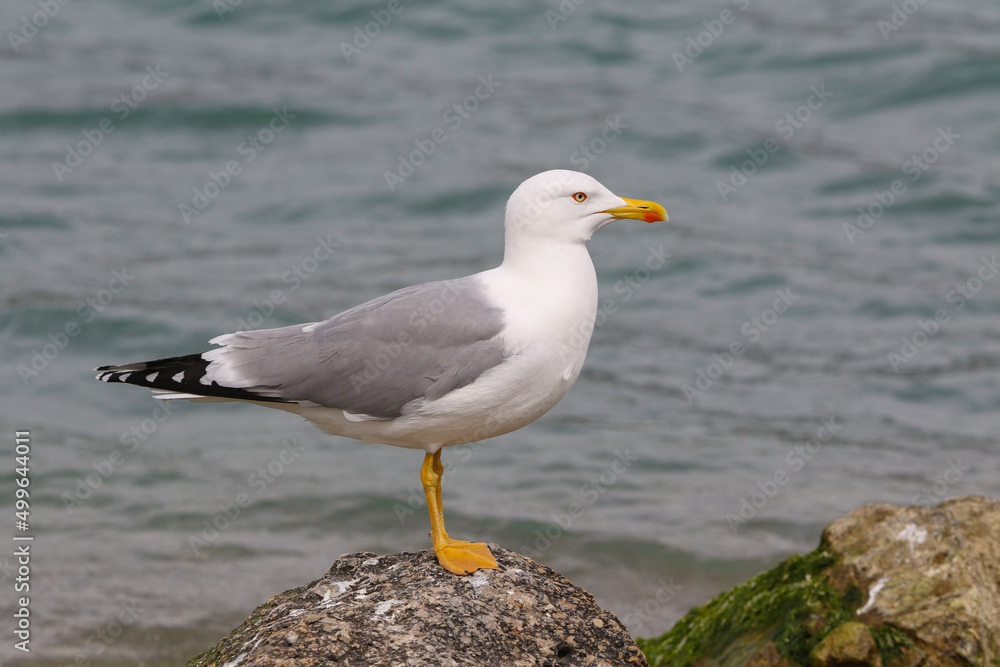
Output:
top-left (504, 169), bottom-right (667, 244)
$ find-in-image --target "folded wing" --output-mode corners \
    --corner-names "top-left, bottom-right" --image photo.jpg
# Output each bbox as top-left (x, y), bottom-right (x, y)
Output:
top-left (96, 278), bottom-right (509, 420)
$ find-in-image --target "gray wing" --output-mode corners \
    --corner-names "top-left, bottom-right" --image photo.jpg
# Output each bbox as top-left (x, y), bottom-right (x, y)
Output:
top-left (202, 277), bottom-right (508, 419)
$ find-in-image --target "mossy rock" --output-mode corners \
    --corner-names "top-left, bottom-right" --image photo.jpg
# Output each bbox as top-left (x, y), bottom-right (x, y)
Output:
top-left (638, 496), bottom-right (1000, 667)
top-left (809, 621), bottom-right (880, 666)
top-left (637, 547), bottom-right (865, 666)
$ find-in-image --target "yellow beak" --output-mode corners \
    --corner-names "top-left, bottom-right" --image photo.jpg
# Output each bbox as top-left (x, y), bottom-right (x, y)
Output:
top-left (603, 198), bottom-right (668, 223)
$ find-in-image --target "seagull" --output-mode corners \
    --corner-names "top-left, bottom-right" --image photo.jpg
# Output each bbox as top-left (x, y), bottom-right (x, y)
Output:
top-left (95, 169), bottom-right (667, 575)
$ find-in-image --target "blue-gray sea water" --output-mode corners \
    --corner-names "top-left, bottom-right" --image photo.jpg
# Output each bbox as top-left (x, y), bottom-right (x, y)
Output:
top-left (2, 0), bottom-right (999, 663)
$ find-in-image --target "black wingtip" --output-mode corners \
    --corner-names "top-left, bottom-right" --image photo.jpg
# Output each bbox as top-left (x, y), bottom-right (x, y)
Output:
top-left (93, 353), bottom-right (289, 404)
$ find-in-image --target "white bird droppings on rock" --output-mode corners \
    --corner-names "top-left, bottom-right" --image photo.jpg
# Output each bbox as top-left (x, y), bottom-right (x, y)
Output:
top-left (374, 599), bottom-right (402, 616)
top-left (856, 576), bottom-right (888, 615)
top-left (186, 547), bottom-right (648, 666)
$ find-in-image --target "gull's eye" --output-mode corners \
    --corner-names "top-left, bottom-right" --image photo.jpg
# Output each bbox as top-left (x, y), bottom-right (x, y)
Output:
top-left (572, 192), bottom-right (588, 202)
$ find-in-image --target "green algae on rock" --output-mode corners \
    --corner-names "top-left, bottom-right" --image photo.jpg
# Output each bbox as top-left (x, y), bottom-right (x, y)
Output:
top-left (639, 496), bottom-right (1000, 667)
top-left (637, 547), bottom-right (861, 666)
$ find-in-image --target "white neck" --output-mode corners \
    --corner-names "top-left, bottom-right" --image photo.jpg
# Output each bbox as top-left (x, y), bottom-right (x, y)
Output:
top-left (484, 236), bottom-right (599, 348)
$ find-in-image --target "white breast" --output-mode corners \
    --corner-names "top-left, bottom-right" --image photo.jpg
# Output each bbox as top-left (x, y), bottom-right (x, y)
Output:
top-left (290, 243), bottom-right (601, 452)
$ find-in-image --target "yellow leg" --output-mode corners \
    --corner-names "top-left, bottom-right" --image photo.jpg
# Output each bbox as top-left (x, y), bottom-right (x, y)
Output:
top-left (421, 450), bottom-right (500, 575)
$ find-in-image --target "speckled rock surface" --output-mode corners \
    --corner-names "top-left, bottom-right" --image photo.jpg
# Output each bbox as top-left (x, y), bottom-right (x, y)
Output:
top-left (640, 496), bottom-right (1000, 667)
top-left (823, 495), bottom-right (1000, 664)
top-left (186, 545), bottom-right (648, 667)
top-left (808, 622), bottom-right (881, 667)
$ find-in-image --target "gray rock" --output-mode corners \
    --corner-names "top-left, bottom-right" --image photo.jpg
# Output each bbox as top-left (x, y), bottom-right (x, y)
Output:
top-left (822, 495), bottom-right (1000, 665)
top-left (186, 545), bottom-right (648, 667)
top-left (640, 496), bottom-right (1000, 666)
